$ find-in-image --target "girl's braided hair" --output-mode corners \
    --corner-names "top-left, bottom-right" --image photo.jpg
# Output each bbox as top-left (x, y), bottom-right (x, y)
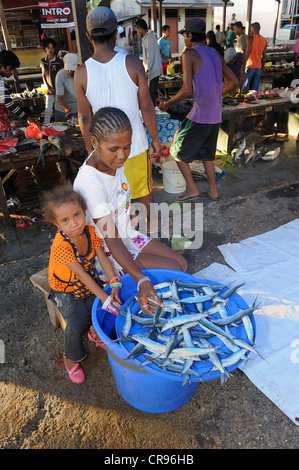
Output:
top-left (91, 107), bottom-right (132, 143)
top-left (40, 181), bottom-right (87, 223)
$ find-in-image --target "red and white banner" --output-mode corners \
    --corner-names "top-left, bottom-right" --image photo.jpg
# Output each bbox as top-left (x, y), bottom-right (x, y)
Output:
top-left (38, 1), bottom-right (74, 28)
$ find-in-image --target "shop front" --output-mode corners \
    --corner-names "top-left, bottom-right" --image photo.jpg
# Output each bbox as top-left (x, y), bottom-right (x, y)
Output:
top-left (0, 0), bottom-right (75, 68)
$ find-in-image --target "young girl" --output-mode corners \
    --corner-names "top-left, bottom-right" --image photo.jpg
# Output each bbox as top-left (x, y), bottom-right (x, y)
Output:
top-left (41, 183), bottom-right (122, 384)
top-left (73, 107), bottom-right (187, 316)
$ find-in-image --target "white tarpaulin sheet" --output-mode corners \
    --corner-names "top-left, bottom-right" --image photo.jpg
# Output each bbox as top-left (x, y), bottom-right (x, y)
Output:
top-left (193, 219), bottom-right (299, 426)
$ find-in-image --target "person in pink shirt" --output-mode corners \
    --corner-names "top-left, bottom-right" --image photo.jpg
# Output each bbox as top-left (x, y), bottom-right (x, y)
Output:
top-left (293, 36), bottom-right (299, 79)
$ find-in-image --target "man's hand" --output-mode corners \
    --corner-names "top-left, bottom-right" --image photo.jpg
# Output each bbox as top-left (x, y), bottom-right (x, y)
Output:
top-left (150, 138), bottom-right (161, 159)
top-left (157, 98), bottom-right (170, 112)
top-left (65, 107), bottom-right (73, 116)
top-left (27, 117), bottom-right (41, 127)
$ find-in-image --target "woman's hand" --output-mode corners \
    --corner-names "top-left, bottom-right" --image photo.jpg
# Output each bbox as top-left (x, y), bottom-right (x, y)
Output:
top-left (137, 280), bottom-right (163, 316)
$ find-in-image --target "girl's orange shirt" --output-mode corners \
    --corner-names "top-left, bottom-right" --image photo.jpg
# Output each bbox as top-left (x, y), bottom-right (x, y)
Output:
top-left (48, 225), bottom-right (102, 292)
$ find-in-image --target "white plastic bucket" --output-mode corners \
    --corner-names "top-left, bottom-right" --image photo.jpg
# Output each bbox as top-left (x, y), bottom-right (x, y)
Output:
top-left (162, 160), bottom-right (186, 194)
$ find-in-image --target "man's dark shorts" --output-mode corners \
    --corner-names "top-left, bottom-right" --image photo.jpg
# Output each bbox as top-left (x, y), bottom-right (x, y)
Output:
top-left (171, 118), bottom-right (220, 163)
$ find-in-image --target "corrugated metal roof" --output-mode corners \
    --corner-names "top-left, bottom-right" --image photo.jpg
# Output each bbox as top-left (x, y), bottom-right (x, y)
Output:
top-left (137, 0), bottom-right (233, 6)
top-left (116, 14), bottom-right (145, 22)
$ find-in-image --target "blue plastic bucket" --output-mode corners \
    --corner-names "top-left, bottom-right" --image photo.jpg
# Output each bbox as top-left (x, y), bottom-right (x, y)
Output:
top-left (91, 269), bottom-right (203, 413)
top-left (91, 269), bottom-right (255, 413)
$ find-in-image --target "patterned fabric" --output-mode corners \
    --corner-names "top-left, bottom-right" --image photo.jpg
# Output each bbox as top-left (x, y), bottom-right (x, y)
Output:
top-left (48, 225), bottom-right (103, 293)
top-left (95, 232), bottom-right (151, 279)
top-left (0, 76), bottom-right (27, 120)
top-left (144, 113), bottom-right (180, 144)
top-left (58, 229), bottom-right (102, 299)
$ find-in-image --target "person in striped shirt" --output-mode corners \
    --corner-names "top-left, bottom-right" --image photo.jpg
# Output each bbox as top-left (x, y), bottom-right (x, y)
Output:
top-left (0, 50), bottom-right (37, 131)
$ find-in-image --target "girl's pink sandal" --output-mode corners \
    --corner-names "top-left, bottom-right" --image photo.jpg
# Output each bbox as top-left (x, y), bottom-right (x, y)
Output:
top-left (88, 330), bottom-right (106, 350)
top-left (64, 360), bottom-right (85, 384)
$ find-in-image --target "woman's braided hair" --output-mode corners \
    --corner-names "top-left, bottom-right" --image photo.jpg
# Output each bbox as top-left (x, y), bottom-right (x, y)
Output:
top-left (91, 107), bottom-right (132, 143)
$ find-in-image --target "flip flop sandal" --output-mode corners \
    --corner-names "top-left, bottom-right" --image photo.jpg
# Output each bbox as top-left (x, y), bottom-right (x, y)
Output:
top-left (88, 330), bottom-right (106, 350)
top-left (197, 192), bottom-right (220, 200)
top-left (64, 360), bottom-right (85, 384)
top-left (176, 193), bottom-right (201, 202)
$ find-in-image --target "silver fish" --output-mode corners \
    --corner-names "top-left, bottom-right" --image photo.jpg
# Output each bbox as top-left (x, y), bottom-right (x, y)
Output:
top-left (178, 293), bottom-right (214, 304)
top-left (251, 145), bottom-right (266, 165)
top-left (217, 283), bottom-right (245, 300)
top-left (153, 282), bottom-right (171, 290)
top-left (169, 280), bottom-right (180, 301)
top-left (220, 349), bottom-right (248, 368)
top-left (200, 338), bottom-right (230, 383)
top-left (242, 314), bottom-right (255, 344)
top-left (169, 346), bottom-right (218, 359)
top-left (130, 335), bottom-right (166, 355)
top-left (161, 312), bottom-right (208, 332)
top-left (142, 354), bottom-right (205, 382)
top-left (231, 137), bottom-right (246, 161)
top-left (244, 142), bottom-right (255, 165)
top-left (120, 300), bottom-right (134, 337)
top-left (164, 333), bottom-right (184, 360)
top-left (211, 306), bottom-right (256, 326)
top-left (197, 317), bottom-right (235, 341)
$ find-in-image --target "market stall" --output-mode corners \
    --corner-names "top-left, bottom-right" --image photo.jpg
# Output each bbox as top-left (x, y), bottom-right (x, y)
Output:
top-left (0, 128), bottom-right (86, 225)
top-left (221, 94), bottom-right (299, 153)
top-left (0, 0), bottom-right (75, 70)
top-left (261, 45), bottom-right (295, 88)
top-left (158, 74), bottom-right (183, 98)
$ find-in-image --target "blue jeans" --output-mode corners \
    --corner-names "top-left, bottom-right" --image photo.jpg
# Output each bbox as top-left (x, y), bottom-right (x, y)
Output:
top-left (242, 68), bottom-right (261, 94)
top-left (49, 290), bottom-right (95, 362)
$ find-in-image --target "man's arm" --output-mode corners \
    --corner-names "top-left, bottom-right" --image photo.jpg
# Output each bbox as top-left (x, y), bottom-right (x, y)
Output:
top-left (57, 95), bottom-right (73, 115)
top-left (126, 55), bottom-right (161, 159)
top-left (261, 43), bottom-right (267, 72)
top-left (56, 72), bottom-right (73, 116)
top-left (245, 35), bottom-right (253, 59)
top-left (239, 55), bottom-right (247, 94)
top-left (221, 55), bottom-right (239, 95)
top-left (74, 64), bottom-right (93, 155)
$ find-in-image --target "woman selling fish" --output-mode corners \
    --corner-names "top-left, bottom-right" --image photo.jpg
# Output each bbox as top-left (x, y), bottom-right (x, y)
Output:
top-left (74, 107), bottom-right (187, 316)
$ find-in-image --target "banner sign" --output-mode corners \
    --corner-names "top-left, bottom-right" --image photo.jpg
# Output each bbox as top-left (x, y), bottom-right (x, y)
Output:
top-left (38, 1), bottom-right (74, 28)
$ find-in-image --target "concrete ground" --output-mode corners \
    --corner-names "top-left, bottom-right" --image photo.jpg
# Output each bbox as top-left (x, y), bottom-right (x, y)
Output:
top-left (0, 131), bottom-right (299, 450)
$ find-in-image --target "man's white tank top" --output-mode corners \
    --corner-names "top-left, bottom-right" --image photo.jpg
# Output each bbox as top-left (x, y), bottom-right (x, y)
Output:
top-left (85, 53), bottom-right (148, 159)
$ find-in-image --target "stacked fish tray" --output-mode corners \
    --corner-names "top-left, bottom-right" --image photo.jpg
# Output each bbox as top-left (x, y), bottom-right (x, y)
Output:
top-left (114, 277), bottom-right (259, 386)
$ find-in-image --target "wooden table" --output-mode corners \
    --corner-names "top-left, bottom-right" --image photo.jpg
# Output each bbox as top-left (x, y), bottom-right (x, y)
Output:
top-left (221, 97), bottom-right (299, 153)
top-left (0, 133), bottom-right (86, 225)
top-left (158, 77), bottom-right (183, 98)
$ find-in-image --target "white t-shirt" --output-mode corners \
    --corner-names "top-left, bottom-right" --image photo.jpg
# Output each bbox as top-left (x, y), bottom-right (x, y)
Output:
top-left (73, 155), bottom-right (138, 244)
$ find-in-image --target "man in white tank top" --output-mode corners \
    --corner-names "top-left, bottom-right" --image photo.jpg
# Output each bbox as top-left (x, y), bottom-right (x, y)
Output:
top-left (75, 6), bottom-right (169, 234)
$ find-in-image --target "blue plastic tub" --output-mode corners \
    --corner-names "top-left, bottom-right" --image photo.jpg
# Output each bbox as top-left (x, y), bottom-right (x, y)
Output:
top-left (92, 269), bottom-right (255, 413)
